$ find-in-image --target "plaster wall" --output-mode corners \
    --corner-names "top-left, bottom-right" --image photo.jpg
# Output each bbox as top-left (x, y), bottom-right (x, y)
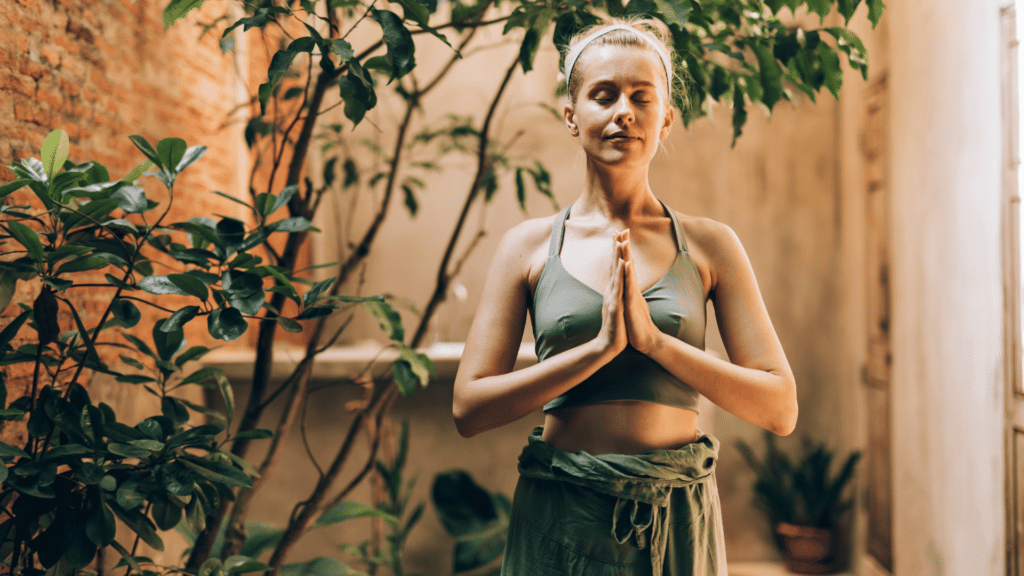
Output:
top-left (305, 11), bottom-right (851, 566)
top-left (884, 0), bottom-right (1007, 573)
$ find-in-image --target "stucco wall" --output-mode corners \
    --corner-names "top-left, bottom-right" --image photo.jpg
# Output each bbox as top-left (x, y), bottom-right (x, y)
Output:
top-left (305, 13), bottom-right (854, 566)
top-left (884, 0), bottom-right (1008, 573)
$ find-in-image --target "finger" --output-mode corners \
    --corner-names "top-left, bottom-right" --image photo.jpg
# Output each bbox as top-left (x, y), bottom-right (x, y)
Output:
top-left (622, 235), bottom-right (634, 264)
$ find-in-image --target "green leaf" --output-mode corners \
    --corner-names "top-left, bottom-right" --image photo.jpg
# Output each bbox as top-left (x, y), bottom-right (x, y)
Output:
top-left (111, 185), bottom-right (148, 213)
top-left (86, 502), bottom-right (117, 547)
top-left (267, 216), bottom-right (314, 232)
top-left (233, 428), bottom-right (273, 440)
top-left (129, 135), bottom-right (162, 169)
top-left (108, 442), bottom-right (154, 459)
top-left (216, 370), bottom-right (234, 423)
top-left (55, 255), bottom-right (108, 274)
top-left (109, 500), bottom-right (164, 551)
top-left (277, 317), bottom-right (302, 332)
top-left (0, 178), bottom-right (31, 198)
top-left (824, 27), bottom-right (869, 80)
top-left (163, 0), bottom-right (206, 27)
top-left (153, 318), bottom-right (185, 361)
top-left (401, 183), bottom-right (418, 216)
top-left (208, 308), bottom-right (248, 341)
top-left (330, 38), bottom-right (354, 61)
top-left (176, 145), bottom-right (207, 172)
top-left (168, 273), bottom-right (209, 301)
top-left (817, 42), bottom-right (842, 99)
top-left (731, 80), bottom-right (747, 147)
top-left (152, 499), bottom-right (183, 530)
top-left (159, 306), bottom-right (199, 333)
top-left (178, 454), bottom-right (253, 488)
top-left (175, 345), bottom-right (212, 367)
top-left (139, 275), bottom-right (190, 296)
top-left (240, 522), bottom-right (285, 558)
top-left (0, 440), bottom-right (29, 459)
top-left (40, 129), bottom-right (70, 181)
top-left (157, 138), bottom-right (188, 174)
top-left (371, 8), bottom-right (415, 81)
top-left (867, 0), bottom-right (885, 27)
top-left (121, 159), bottom-right (155, 183)
top-left (110, 298), bottom-right (141, 328)
top-left (0, 269), bottom-right (16, 314)
top-left (224, 556), bottom-right (272, 574)
top-left (362, 297), bottom-right (403, 343)
top-left (805, 0), bottom-right (831, 21)
top-left (302, 278), bottom-right (335, 308)
top-left (7, 220), bottom-right (44, 261)
top-left (753, 43), bottom-right (783, 110)
top-left (315, 501), bottom-right (397, 527)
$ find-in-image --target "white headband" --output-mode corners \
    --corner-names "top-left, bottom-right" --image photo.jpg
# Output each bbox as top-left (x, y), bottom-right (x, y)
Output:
top-left (563, 24), bottom-right (673, 96)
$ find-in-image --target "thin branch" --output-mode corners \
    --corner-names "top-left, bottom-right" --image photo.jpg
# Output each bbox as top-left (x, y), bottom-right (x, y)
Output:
top-left (410, 54), bottom-right (520, 348)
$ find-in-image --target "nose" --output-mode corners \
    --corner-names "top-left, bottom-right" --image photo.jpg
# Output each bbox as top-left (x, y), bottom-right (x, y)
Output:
top-left (612, 94), bottom-right (635, 126)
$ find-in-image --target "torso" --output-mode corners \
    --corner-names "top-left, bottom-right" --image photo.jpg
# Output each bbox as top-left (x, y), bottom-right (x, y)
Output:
top-left (521, 202), bottom-right (715, 455)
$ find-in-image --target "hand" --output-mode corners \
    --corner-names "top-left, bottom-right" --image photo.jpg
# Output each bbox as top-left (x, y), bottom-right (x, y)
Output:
top-left (596, 233), bottom-right (628, 356)
top-left (619, 230), bottom-right (663, 355)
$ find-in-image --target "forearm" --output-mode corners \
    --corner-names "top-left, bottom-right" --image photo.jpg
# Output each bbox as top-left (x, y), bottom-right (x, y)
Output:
top-left (453, 339), bottom-right (618, 438)
top-left (645, 334), bottom-right (798, 435)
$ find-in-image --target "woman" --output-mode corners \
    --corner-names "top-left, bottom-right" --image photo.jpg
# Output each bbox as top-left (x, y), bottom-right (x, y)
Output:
top-left (452, 18), bottom-right (797, 576)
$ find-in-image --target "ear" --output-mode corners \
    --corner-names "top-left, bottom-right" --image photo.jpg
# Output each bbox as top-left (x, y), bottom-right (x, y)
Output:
top-left (660, 105), bottom-right (675, 141)
top-left (563, 104), bottom-right (579, 137)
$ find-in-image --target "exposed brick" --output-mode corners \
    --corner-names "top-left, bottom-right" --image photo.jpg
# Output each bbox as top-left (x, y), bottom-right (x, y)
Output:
top-left (40, 44), bottom-right (61, 67)
top-left (57, 76), bottom-right (79, 97)
top-left (36, 88), bottom-right (62, 112)
top-left (60, 56), bottom-right (86, 83)
top-left (0, 73), bottom-right (35, 98)
top-left (66, 20), bottom-right (95, 44)
top-left (53, 36), bottom-right (77, 56)
top-left (16, 37), bottom-right (29, 54)
top-left (89, 69), bottom-right (111, 93)
top-left (18, 58), bottom-right (48, 80)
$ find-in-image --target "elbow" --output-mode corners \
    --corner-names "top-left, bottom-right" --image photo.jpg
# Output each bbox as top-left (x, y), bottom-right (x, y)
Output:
top-left (452, 399), bottom-right (479, 439)
top-left (769, 376), bottom-right (798, 436)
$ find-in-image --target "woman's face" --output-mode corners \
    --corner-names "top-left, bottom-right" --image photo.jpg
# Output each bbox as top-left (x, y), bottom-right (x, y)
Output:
top-left (564, 44), bottom-right (674, 170)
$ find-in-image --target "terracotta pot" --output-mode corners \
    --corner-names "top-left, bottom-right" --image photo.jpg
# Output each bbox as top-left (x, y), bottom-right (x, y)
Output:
top-left (775, 522), bottom-right (841, 574)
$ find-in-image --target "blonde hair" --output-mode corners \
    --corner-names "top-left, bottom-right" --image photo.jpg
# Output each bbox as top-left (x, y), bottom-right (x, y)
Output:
top-left (561, 18), bottom-right (682, 106)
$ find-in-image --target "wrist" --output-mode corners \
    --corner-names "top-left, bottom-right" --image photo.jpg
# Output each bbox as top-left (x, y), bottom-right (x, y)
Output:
top-left (637, 330), bottom-right (666, 357)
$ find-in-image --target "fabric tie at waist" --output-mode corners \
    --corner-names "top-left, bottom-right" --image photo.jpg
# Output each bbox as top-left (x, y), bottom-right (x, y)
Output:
top-left (516, 427), bottom-right (719, 576)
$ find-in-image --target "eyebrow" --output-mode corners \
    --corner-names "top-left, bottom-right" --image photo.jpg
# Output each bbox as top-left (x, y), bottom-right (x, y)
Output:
top-left (588, 79), bottom-right (657, 89)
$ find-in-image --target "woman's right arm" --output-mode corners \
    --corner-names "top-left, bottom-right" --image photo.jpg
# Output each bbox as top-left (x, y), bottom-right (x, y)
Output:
top-left (452, 224), bottom-right (628, 438)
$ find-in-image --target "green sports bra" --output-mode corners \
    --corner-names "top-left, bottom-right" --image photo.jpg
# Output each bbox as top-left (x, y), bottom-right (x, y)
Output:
top-left (529, 201), bottom-right (707, 413)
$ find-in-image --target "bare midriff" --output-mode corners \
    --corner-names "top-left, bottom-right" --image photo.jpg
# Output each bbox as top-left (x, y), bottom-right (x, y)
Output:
top-left (541, 400), bottom-right (699, 455)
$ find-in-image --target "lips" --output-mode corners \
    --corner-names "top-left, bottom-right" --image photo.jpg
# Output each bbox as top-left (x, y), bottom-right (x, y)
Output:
top-left (605, 133), bottom-right (637, 140)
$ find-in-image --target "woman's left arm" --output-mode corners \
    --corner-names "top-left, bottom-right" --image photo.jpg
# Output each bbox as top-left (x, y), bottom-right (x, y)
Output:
top-left (621, 221), bottom-right (798, 436)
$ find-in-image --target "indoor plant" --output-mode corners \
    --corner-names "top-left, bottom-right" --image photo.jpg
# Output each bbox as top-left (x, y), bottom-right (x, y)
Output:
top-left (736, 431), bottom-right (861, 574)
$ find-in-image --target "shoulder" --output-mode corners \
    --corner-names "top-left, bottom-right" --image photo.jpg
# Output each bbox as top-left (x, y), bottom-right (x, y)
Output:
top-left (489, 213), bottom-right (560, 285)
top-left (674, 213), bottom-right (749, 290)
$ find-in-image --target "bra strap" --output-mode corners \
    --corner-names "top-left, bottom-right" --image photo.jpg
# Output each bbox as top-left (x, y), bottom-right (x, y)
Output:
top-left (548, 203), bottom-right (573, 257)
top-left (659, 200), bottom-right (688, 253)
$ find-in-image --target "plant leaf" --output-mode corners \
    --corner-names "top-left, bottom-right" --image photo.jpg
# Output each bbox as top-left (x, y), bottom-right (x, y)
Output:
top-left (40, 129), bottom-right (70, 181)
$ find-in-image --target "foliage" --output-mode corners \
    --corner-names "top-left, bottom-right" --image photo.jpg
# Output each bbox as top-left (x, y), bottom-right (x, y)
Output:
top-left (736, 431), bottom-right (861, 531)
top-left (431, 470), bottom-right (509, 574)
top-left (0, 130), bottom-right (421, 574)
top-left (0, 0), bottom-right (885, 572)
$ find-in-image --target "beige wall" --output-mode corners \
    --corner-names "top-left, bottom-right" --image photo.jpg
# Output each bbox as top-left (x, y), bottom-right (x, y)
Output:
top-left (304, 11), bottom-right (858, 566)
top-left (293, 2), bottom-right (1014, 572)
top-left (883, 0), bottom-right (1007, 573)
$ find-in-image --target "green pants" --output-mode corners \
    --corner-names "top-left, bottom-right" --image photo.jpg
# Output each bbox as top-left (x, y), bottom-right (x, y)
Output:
top-left (501, 427), bottom-right (727, 576)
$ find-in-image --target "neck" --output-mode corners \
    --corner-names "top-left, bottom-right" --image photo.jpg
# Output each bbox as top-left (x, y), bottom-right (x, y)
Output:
top-left (575, 159), bottom-right (661, 220)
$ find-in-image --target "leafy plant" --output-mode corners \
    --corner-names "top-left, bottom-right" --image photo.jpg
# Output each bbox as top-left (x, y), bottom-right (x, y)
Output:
top-left (0, 0), bottom-right (885, 572)
top-left (736, 431), bottom-right (862, 531)
top-left (431, 470), bottom-right (510, 575)
top-left (0, 130), bottom-right (420, 575)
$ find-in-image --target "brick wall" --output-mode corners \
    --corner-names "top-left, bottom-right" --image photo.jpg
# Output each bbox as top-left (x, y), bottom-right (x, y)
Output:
top-left (0, 0), bottom-right (252, 440)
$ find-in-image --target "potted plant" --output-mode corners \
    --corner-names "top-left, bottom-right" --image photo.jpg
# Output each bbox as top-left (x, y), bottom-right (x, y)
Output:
top-left (736, 431), bottom-right (861, 574)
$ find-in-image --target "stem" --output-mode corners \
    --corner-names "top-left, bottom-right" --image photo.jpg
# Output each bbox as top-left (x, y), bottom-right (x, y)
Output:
top-left (410, 55), bottom-right (519, 348)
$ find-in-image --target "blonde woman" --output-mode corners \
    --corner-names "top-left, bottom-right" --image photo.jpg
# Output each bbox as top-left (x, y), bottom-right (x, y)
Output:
top-left (453, 19), bottom-right (797, 575)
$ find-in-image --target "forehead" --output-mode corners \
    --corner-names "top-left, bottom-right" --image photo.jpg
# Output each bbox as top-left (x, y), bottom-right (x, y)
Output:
top-left (574, 44), bottom-right (668, 91)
